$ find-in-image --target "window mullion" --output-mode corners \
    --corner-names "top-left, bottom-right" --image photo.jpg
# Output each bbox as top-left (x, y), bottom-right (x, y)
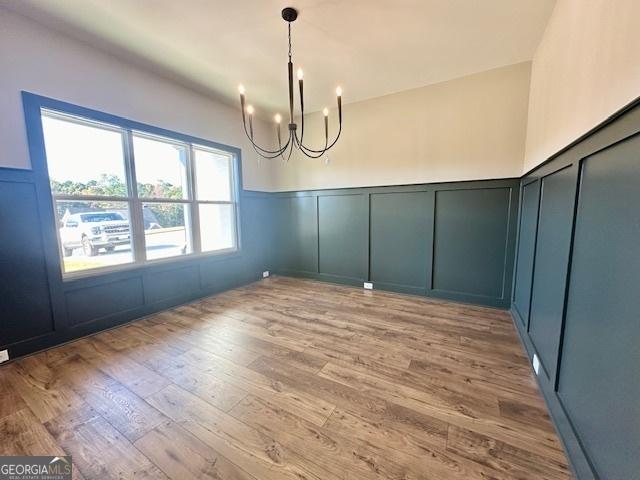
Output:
top-left (187, 145), bottom-right (202, 254)
top-left (123, 129), bottom-right (147, 263)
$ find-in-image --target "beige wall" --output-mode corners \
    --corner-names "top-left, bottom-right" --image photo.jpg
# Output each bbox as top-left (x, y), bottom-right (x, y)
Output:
top-left (0, 8), bottom-right (273, 191)
top-left (5, 1), bottom-right (638, 192)
top-left (524, 0), bottom-right (640, 173)
top-left (267, 62), bottom-right (531, 192)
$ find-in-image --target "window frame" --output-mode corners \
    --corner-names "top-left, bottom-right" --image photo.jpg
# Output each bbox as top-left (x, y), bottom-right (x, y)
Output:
top-left (24, 93), bottom-right (243, 281)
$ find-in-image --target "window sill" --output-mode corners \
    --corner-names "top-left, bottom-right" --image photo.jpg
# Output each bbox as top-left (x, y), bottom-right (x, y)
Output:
top-left (61, 248), bottom-right (242, 287)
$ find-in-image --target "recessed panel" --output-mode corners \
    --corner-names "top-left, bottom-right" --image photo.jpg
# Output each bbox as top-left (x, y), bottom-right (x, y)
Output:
top-left (0, 181), bottom-right (54, 345)
top-left (528, 166), bottom-right (577, 378)
top-left (432, 188), bottom-right (511, 298)
top-left (370, 191), bottom-right (431, 289)
top-left (277, 196), bottom-right (318, 273)
top-left (143, 265), bottom-right (200, 304)
top-left (512, 180), bottom-right (540, 325)
top-left (558, 136), bottom-right (640, 480)
top-left (318, 194), bottom-right (367, 280)
top-left (65, 277), bottom-right (144, 326)
top-left (200, 256), bottom-right (245, 291)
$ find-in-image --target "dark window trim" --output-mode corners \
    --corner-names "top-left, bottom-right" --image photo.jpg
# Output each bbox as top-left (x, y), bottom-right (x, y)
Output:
top-left (21, 91), bottom-right (245, 284)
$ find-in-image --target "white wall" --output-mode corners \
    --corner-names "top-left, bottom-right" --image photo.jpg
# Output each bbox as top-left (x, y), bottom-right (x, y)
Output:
top-left (0, 8), bottom-right (273, 191)
top-left (268, 62), bottom-right (531, 192)
top-left (524, 0), bottom-right (640, 173)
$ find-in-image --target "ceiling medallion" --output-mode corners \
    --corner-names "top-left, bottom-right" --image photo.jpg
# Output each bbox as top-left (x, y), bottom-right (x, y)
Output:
top-left (238, 7), bottom-right (342, 160)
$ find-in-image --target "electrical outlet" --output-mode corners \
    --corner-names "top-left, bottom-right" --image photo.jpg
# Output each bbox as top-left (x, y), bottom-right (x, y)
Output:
top-left (262, 271), bottom-right (270, 278)
top-left (532, 354), bottom-right (540, 375)
top-left (363, 282), bottom-right (373, 290)
top-left (0, 350), bottom-right (9, 363)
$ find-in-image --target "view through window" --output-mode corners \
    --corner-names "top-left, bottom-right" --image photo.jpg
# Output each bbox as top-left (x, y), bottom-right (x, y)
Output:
top-left (41, 110), bottom-right (238, 276)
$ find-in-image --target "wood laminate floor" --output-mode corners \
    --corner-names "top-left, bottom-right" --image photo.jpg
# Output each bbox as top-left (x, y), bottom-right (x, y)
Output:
top-left (0, 276), bottom-right (572, 479)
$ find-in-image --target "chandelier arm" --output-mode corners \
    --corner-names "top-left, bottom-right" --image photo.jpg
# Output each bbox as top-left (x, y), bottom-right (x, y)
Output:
top-left (297, 142), bottom-right (329, 159)
top-left (277, 124), bottom-right (289, 161)
top-left (241, 114), bottom-right (290, 155)
top-left (295, 128), bottom-right (330, 159)
top-left (246, 126), bottom-right (292, 157)
top-left (296, 121), bottom-right (342, 153)
top-left (286, 134), bottom-right (295, 161)
top-left (295, 94), bottom-right (342, 153)
top-left (249, 134), bottom-right (292, 159)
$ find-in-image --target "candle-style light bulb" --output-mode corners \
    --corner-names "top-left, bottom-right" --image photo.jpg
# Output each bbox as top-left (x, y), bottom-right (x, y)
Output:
top-left (246, 105), bottom-right (254, 115)
top-left (336, 87), bottom-right (343, 124)
top-left (298, 69), bottom-right (305, 131)
top-left (275, 113), bottom-right (282, 124)
top-left (323, 107), bottom-right (329, 141)
top-left (239, 85), bottom-right (247, 124)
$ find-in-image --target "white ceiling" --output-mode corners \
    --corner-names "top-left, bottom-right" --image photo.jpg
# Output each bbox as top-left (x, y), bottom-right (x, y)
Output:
top-left (4, 0), bottom-right (556, 115)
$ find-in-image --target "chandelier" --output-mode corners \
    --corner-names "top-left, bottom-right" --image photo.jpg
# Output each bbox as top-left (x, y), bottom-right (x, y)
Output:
top-left (238, 7), bottom-right (342, 160)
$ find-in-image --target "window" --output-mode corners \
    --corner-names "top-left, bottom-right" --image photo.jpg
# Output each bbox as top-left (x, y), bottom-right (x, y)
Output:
top-left (40, 109), bottom-right (239, 277)
top-left (193, 147), bottom-right (236, 252)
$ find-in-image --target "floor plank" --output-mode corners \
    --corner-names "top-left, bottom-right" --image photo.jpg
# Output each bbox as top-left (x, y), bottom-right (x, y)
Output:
top-left (45, 405), bottom-right (166, 479)
top-left (0, 277), bottom-right (572, 479)
top-left (134, 420), bottom-right (257, 480)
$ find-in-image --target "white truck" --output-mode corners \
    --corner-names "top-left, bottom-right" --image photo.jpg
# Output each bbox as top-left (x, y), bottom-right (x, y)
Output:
top-left (59, 212), bottom-right (130, 257)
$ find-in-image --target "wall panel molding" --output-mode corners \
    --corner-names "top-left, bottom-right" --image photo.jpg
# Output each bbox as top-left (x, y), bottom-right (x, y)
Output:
top-left (0, 169), bottom-right (275, 360)
top-left (272, 178), bottom-right (520, 307)
top-left (527, 164), bottom-right (579, 380)
top-left (510, 100), bottom-right (640, 480)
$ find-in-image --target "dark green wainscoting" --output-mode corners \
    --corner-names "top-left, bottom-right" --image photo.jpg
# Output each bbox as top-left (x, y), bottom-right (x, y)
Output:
top-left (510, 99), bottom-right (640, 480)
top-left (272, 178), bottom-right (520, 308)
top-left (0, 92), bottom-right (278, 362)
top-left (0, 166), bottom-right (275, 360)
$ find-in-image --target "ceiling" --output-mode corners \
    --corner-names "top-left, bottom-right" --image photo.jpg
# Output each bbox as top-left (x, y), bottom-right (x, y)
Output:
top-left (4, 0), bottom-right (556, 115)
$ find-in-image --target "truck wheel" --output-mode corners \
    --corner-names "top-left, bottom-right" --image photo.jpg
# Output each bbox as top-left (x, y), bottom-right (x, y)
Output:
top-left (63, 247), bottom-right (73, 257)
top-left (82, 237), bottom-right (98, 257)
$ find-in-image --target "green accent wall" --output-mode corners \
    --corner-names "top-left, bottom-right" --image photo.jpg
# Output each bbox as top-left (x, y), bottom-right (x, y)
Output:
top-left (272, 179), bottom-right (520, 308)
top-left (511, 100), bottom-right (640, 479)
top-left (557, 135), bottom-right (640, 480)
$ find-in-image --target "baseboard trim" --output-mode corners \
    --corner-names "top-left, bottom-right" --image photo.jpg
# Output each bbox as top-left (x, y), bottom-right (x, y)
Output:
top-left (510, 307), bottom-right (596, 480)
top-left (4, 275), bottom-right (264, 361)
top-left (274, 269), bottom-right (364, 288)
top-left (274, 269), bottom-right (508, 308)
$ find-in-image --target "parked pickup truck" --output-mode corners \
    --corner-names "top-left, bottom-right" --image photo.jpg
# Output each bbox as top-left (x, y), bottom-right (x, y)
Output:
top-left (59, 212), bottom-right (130, 257)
